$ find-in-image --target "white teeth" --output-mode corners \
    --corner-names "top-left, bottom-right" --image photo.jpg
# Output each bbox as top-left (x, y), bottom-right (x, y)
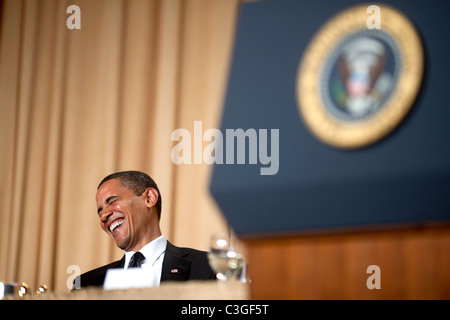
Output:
top-left (109, 219), bottom-right (124, 232)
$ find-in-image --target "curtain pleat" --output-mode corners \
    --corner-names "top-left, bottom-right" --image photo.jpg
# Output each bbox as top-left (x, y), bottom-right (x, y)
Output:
top-left (0, 0), bottom-right (239, 292)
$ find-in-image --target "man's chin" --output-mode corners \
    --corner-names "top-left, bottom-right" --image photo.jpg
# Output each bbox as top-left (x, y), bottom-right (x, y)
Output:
top-left (116, 242), bottom-right (129, 251)
top-left (113, 235), bottom-right (130, 250)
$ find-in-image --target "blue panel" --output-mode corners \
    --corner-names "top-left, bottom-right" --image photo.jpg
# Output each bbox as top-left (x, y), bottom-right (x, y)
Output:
top-left (210, 0), bottom-right (450, 237)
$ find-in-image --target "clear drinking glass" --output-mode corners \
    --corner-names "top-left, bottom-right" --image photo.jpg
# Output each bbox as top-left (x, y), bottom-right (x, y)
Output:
top-left (207, 233), bottom-right (244, 281)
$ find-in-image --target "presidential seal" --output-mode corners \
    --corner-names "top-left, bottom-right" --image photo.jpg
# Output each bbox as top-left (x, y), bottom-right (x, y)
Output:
top-left (296, 4), bottom-right (424, 149)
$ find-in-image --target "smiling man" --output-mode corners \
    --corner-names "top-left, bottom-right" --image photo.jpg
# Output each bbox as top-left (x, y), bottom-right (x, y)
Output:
top-left (75, 171), bottom-right (215, 289)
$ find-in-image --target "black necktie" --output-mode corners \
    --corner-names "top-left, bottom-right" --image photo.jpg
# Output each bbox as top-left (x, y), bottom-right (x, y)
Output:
top-left (128, 252), bottom-right (145, 268)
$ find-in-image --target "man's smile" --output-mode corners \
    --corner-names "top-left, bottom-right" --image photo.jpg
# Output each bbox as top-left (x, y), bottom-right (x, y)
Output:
top-left (109, 218), bottom-right (125, 233)
top-left (105, 215), bottom-right (127, 236)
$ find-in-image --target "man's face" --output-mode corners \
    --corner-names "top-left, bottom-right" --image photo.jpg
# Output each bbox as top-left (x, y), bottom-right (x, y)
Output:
top-left (96, 178), bottom-right (152, 252)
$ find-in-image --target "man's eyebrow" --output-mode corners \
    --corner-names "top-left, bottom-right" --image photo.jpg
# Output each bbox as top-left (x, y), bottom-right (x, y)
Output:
top-left (105, 195), bottom-right (119, 204)
top-left (97, 195), bottom-right (119, 215)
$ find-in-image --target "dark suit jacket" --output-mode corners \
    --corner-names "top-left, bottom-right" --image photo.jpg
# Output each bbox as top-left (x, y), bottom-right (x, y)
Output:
top-left (75, 241), bottom-right (215, 289)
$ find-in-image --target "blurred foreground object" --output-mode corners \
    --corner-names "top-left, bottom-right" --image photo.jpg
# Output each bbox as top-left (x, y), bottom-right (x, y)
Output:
top-left (5, 281), bottom-right (249, 300)
top-left (211, 0), bottom-right (450, 299)
top-left (0, 282), bottom-right (33, 299)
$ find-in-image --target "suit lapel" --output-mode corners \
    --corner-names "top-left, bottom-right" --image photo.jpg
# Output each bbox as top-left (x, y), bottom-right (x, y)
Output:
top-left (81, 256), bottom-right (125, 288)
top-left (161, 242), bottom-right (191, 281)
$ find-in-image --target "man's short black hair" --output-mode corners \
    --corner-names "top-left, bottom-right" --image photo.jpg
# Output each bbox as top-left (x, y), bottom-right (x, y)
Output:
top-left (98, 171), bottom-right (162, 219)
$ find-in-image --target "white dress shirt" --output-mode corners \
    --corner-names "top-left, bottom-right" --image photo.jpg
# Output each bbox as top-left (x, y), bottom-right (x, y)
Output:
top-left (123, 235), bottom-right (167, 287)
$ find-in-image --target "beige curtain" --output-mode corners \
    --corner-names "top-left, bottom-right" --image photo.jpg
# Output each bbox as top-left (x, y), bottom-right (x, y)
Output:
top-left (0, 0), bottom-right (240, 292)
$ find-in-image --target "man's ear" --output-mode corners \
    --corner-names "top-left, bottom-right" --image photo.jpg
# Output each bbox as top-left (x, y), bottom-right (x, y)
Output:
top-left (144, 187), bottom-right (158, 209)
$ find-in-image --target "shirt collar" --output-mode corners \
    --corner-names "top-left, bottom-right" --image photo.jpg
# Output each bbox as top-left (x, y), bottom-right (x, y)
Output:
top-left (124, 235), bottom-right (167, 268)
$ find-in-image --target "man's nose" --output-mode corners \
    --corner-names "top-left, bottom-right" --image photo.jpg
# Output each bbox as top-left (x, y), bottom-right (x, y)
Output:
top-left (100, 208), bottom-right (113, 223)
